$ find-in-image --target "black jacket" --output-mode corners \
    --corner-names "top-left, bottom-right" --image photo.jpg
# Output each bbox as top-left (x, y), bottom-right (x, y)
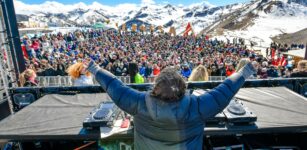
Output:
top-left (290, 71), bottom-right (307, 77)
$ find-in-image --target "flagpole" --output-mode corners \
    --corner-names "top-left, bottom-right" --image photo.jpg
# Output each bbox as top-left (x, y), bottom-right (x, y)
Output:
top-left (304, 43), bottom-right (307, 60)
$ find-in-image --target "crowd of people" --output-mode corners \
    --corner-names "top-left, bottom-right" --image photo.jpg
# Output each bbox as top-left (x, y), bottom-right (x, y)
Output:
top-left (19, 29), bottom-right (306, 86)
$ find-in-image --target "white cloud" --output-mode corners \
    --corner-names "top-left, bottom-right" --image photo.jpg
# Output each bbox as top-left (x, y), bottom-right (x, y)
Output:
top-left (189, 1), bottom-right (215, 9)
top-left (178, 4), bottom-right (184, 7)
top-left (162, 1), bottom-right (169, 4)
top-left (110, 3), bottom-right (138, 13)
top-left (141, 0), bottom-right (155, 5)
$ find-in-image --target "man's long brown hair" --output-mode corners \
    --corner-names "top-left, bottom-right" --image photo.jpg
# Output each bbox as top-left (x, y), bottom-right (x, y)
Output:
top-left (151, 67), bottom-right (186, 102)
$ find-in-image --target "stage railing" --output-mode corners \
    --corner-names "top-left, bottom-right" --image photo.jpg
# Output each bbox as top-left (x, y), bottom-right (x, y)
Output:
top-left (10, 78), bottom-right (307, 98)
top-left (36, 76), bottom-right (227, 87)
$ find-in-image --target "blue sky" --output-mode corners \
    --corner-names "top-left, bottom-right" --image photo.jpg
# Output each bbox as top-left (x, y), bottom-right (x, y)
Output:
top-left (19, 0), bottom-right (251, 6)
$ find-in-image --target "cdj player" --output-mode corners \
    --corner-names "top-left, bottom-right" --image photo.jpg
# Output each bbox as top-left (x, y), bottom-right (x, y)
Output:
top-left (192, 89), bottom-right (257, 126)
top-left (83, 101), bottom-right (124, 129)
top-left (223, 98), bottom-right (257, 125)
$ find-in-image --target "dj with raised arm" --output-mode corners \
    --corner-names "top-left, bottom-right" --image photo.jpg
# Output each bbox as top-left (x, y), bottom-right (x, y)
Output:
top-left (85, 59), bottom-right (256, 150)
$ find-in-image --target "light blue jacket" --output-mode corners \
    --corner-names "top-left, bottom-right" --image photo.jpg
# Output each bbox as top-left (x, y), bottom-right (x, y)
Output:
top-left (88, 61), bottom-right (255, 150)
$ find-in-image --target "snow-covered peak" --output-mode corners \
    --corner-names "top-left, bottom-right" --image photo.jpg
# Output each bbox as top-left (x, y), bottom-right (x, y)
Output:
top-left (287, 0), bottom-right (307, 6)
top-left (188, 1), bottom-right (216, 9)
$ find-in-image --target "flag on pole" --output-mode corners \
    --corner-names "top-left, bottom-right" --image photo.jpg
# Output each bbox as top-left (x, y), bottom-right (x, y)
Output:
top-left (271, 48), bottom-right (276, 65)
top-left (183, 22), bottom-right (193, 37)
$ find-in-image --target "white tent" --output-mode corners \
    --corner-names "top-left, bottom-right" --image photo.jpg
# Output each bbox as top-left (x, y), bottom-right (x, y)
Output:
top-left (284, 49), bottom-right (306, 58)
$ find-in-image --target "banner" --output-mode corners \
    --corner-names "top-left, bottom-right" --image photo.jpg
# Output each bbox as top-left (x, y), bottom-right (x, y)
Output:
top-left (122, 23), bottom-right (126, 31)
top-left (169, 26), bottom-right (176, 36)
top-left (131, 24), bottom-right (137, 32)
top-left (140, 24), bottom-right (146, 32)
top-left (158, 25), bottom-right (164, 33)
top-left (205, 35), bottom-right (209, 40)
top-left (271, 48), bottom-right (276, 65)
top-left (150, 25), bottom-right (155, 33)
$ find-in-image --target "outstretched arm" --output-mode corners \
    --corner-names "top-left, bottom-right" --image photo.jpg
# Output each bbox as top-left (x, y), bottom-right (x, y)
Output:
top-left (198, 63), bottom-right (256, 120)
top-left (87, 61), bottom-right (145, 115)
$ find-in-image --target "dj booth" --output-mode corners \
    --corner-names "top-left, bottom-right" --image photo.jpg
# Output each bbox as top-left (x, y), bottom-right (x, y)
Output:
top-left (0, 78), bottom-right (307, 149)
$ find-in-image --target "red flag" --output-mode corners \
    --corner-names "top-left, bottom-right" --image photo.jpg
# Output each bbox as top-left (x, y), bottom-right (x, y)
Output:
top-left (271, 48), bottom-right (275, 60)
top-left (279, 56), bottom-right (287, 66)
top-left (205, 35), bottom-right (209, 40)
top-left (271, 48), bottom-right (277, 66)
top-left (183, 22), bottom-right (192, 37)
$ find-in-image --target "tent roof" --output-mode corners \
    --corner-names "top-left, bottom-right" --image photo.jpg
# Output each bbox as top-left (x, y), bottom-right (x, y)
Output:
top-left (92, 22), bottom-right (105, 29)
top-left (284, 49), bottom-right (306, 58)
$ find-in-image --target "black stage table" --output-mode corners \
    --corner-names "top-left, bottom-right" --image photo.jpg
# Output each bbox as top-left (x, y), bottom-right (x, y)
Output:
top-left (0, 87), bottom-right (307, 141)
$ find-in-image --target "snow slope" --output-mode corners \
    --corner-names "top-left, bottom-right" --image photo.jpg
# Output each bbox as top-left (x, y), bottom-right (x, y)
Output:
top-left (215, 0), bottom-right (307, 47)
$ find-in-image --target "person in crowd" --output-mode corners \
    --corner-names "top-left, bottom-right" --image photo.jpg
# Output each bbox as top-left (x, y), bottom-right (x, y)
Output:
top-left (251, 61), bottom-right (260, 78)
top-left (260, 68), bottom-right (268, 79)
top-left (139, 64), bottom-right (146, 77)
top-left (209, 65), bottom-right (219, 76)
top-left (188, 65), bottom-right (209, 81)
top-left (40, 63), bottom-right (57, 76)
top-left (217, 63), bottom-right (226, 76)
top-left (84, 59), bottom-right (256, 150)
top-left (284, 67), bottom-right (292, 78)
top-left (226, 64), bottom-right (235, 77)
top-left (290, 60), bottom-right (307, 77)
top-left (267, 65), bottom-right (279, 78)
top-left (67, 62), bottom-right (93, 86)
top-left (144, 62), bottom-right (153, 78)
top-left (128, 63), bottom-right (144, 84)
top-left (56, 60), bottom-right (67, 76)
top-left (181, 64), bottom-right (192, 78)
top-left (153, 64), bottom-right (161, 76)
top-left (19, 29), bottom-right (294, 82)
top-left (20, 69), bottom-right (38, 87)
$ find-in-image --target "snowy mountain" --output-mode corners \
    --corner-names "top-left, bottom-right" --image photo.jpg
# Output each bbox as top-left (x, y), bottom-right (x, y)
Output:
top-left (288, 0), bottom-right (307, 6)
top-left (14, 0), bottom-right (307, 47)
top-left (211, 0), bottom-right (307, 47)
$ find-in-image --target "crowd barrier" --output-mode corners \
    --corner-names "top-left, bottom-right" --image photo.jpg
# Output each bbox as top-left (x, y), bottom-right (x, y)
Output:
top-left (11, 78), bottom-right (307, 97)
top-left (36, 76), bottom-right (226, 87)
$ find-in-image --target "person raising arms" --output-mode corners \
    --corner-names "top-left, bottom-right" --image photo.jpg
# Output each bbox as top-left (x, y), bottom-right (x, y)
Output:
top-left (83, 59), bottom-right (256, 150)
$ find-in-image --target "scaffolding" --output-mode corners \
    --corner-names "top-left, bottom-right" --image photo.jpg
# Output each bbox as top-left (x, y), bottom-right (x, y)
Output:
top-left (0, 0), bottom-right (23, 114)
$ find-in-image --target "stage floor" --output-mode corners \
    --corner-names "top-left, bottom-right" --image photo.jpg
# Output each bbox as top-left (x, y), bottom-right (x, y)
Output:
top-left (0, 87), bottom-right (307, 140)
